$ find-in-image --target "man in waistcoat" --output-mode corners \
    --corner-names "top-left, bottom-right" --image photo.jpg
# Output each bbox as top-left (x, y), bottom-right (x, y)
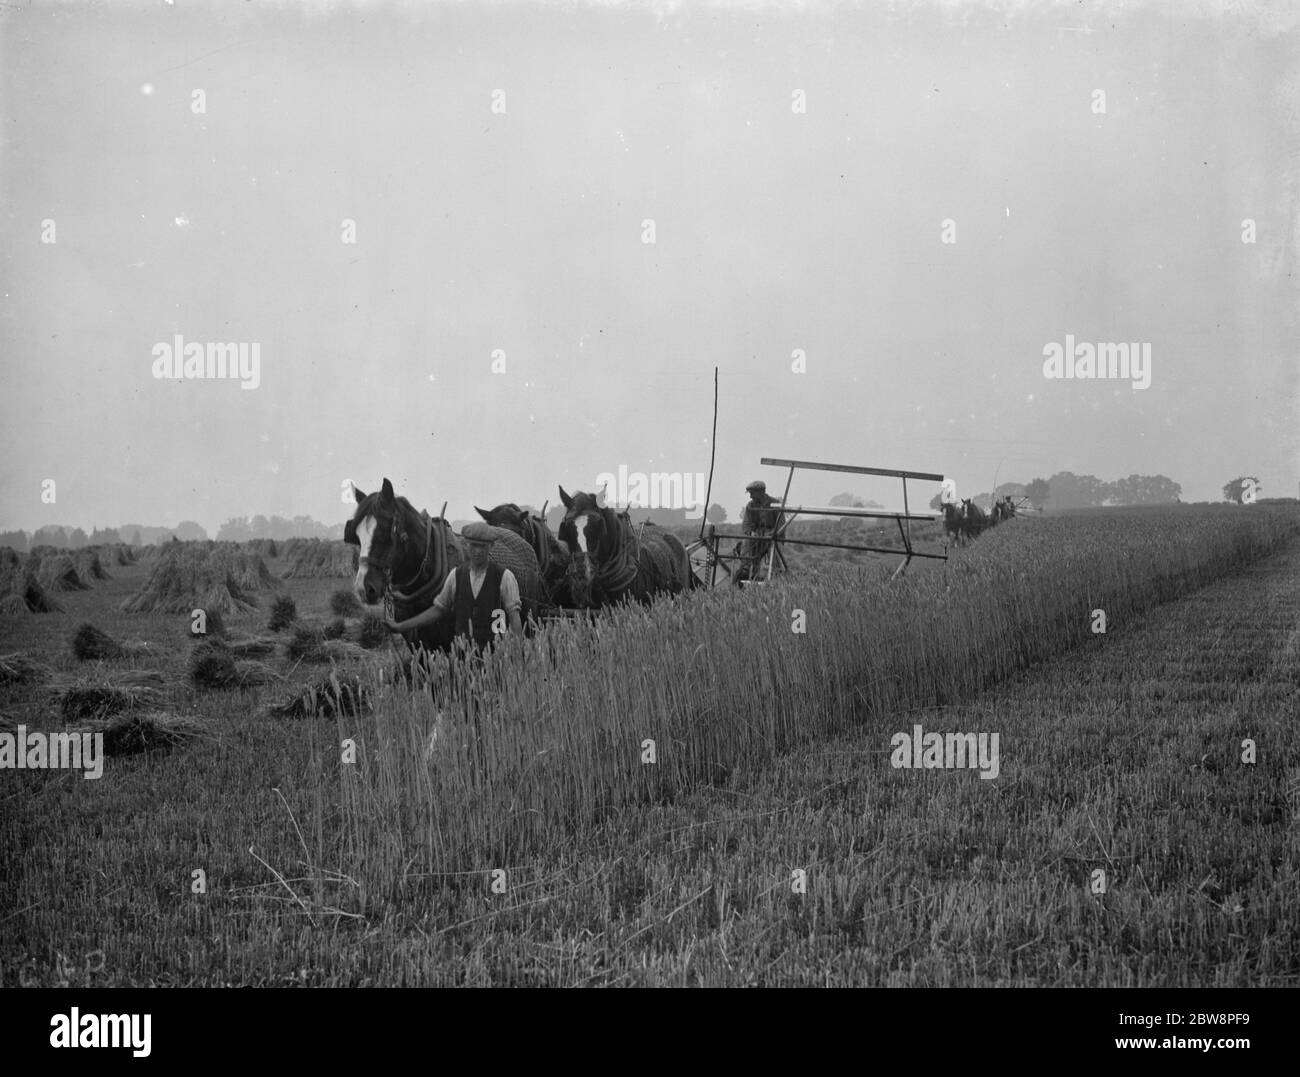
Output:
top-left (385, 522), bottom-right (523, 651)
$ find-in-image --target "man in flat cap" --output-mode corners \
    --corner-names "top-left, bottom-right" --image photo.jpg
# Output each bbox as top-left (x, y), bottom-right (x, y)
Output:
top-left (736, 479), bottom-right (783, 582)
top-left (385, 522), bottom-right (523, 649)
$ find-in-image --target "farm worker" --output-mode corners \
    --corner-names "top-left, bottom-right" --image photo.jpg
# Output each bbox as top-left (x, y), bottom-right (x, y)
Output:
top-left (385, 522), bottom-right (523, 647)
top-left (737, 480), bottom-right (783, 580)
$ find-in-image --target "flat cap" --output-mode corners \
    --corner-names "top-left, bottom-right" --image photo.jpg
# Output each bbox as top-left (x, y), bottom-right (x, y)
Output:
top-left (746, 480), bottom-right (767, 492)
top-left (461, 522), bottom-right (498, 544)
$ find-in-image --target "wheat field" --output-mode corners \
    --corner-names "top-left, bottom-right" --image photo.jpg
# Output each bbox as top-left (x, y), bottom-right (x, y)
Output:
top-left (1, 502), bottom-right (1297, 986)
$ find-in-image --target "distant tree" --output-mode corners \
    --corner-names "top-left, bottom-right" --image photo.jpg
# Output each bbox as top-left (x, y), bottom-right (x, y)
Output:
top-left (0, 530), bottom-right (28, 552)
top-left (172, 520), bottom-right (208, 541)
top-left (32, 525), bottom-right (69, 549)
top-left (1023, 478), bottom-right (1050, 510)
top-left (1221, 476), bottom-right (1260, 504)
top-left (1045, 472), bottom-right (1108, 510)
top-left (216, 517), bottom-right (253, 542)
top-left (89, 526), bottom-right (122, 544)
top-left (67, 527), bottom-right (89, 548)
top-left (249, 514), bottom-right (271, 538)
top-left (290, 515), bottom-right (326, 538)
top-left (706, 503), bottom-right (727, 524)
top-left (1109, 474), bottom-right (1183, 505)
top-left (829, 491), bottom-right (885, 509)
top-left (128, 529), bottom-right (142, 546)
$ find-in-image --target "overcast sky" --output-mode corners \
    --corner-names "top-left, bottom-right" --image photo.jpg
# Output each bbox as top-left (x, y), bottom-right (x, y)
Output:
top-left (2, 0), bottom-right (1296, 534)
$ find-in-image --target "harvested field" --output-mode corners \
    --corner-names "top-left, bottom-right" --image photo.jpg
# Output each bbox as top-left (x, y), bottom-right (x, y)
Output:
top-left (74, 549), bottom-right (111, 581)
top-left (0, 563), bottom-right (62, 614)
top-left (285, 623), bottom-right (370, 665)
top-left (70, 622), bottom-right (151, 661)
top-left (0, 652), bottom-right (51, 685)
top-left (64, 710), bottom-right (213, 758)
top-left (53, 670), bottom-right (167, 722)
top-left (188, 639), bottom-right (278, 690)
top-left (282, 539), bottom-right (358, 579)
top-left (267, 594), bottom-right (297, 632)
top-left (121, 545), bottom-right (259, 615)
top-left (35, 554), bottom-right (92, 592)
top-left (330, 588), bottom-right (363, 617)
top-left (265, 673), bottom-right (372, 719)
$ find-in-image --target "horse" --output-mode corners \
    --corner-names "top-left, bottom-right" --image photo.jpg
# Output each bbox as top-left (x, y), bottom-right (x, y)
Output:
top-left (941, 500), bottom-right (966, 546)
top-left (474, 502), bottom-right (574, 609)
top-left (557, 486), bottom-right (694, 608)
top-left (344, 478), bottom-right (545, 654)
top-left (960, 498), bottom-right (989, 542)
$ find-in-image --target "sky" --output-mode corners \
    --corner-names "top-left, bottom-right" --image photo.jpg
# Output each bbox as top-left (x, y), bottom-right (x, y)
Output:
top-left (2, 0), bottom-right (1297, 535)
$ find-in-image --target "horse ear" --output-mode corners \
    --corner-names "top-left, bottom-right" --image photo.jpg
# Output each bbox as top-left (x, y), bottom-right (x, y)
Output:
top-left (475, 506), bottom-right (492, 522)
top-left (558, 486), bottom-right (573, 509)
top-left (353, 485), bottom-right (367, 504)
top-left (596, 482), bottom-right (608, 505)
top-left (380, 478), bottom-right (395, 503)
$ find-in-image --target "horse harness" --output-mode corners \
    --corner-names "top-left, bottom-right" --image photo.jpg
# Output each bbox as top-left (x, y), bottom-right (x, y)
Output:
top-left (584, 510), bottom-right (645, 597)
top-left (357, 500), bottom-right (447, 617)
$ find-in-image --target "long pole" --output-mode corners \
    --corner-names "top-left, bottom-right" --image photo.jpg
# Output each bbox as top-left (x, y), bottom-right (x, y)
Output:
top-left (699, 366), bottom-right (718, 543)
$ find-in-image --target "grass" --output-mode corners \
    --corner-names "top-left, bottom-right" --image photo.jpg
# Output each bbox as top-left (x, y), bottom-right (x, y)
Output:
top-left (0, 504), bottom-right (1297, 986)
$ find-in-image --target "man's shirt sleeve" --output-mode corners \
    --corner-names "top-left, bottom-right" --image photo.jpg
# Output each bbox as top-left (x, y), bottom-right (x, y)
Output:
top-left (499, 569), bottom-right (521, 614)
top-left (430, 570), bottom-right (457, 615)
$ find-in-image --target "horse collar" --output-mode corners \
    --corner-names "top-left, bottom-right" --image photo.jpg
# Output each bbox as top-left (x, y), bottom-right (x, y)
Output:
top-left (388, 510), bottom-right (440, 603)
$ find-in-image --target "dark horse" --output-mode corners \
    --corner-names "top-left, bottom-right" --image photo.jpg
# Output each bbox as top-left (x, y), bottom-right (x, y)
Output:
top-left (557, 486), bottom-right (693, 608)
top-left (474, 502), bottom-right (574, 609)
top-left (344, 479), bottom-right (545, 654)
top-left (941, 500), bottom-right (966, 545)
top-left (960, 498), bottom-right (989, 543)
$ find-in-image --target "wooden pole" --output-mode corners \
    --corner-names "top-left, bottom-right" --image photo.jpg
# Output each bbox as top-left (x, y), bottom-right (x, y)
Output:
top-left (699, 366), bottom-right (718, 544)
top-left (901, 476), bottom-right (911, 554)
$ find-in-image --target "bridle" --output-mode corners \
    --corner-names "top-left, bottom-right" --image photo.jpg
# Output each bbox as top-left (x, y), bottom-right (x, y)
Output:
top-left (566, 506), bottom-right (639, 597)
top-left (354, 498), bottom-right (444, 611)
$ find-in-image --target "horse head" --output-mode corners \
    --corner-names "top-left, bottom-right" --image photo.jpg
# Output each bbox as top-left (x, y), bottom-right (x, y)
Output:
top-left (479, 501), bottom-right (570, 581)
top-left (941, 499), bottom-right (965, 536)
top-left (558, 485), bottom-right (625, 606)
top-left (344, 478), bottom-right (426, 605)
top-left (475, 503), bottom-right (529, 535)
